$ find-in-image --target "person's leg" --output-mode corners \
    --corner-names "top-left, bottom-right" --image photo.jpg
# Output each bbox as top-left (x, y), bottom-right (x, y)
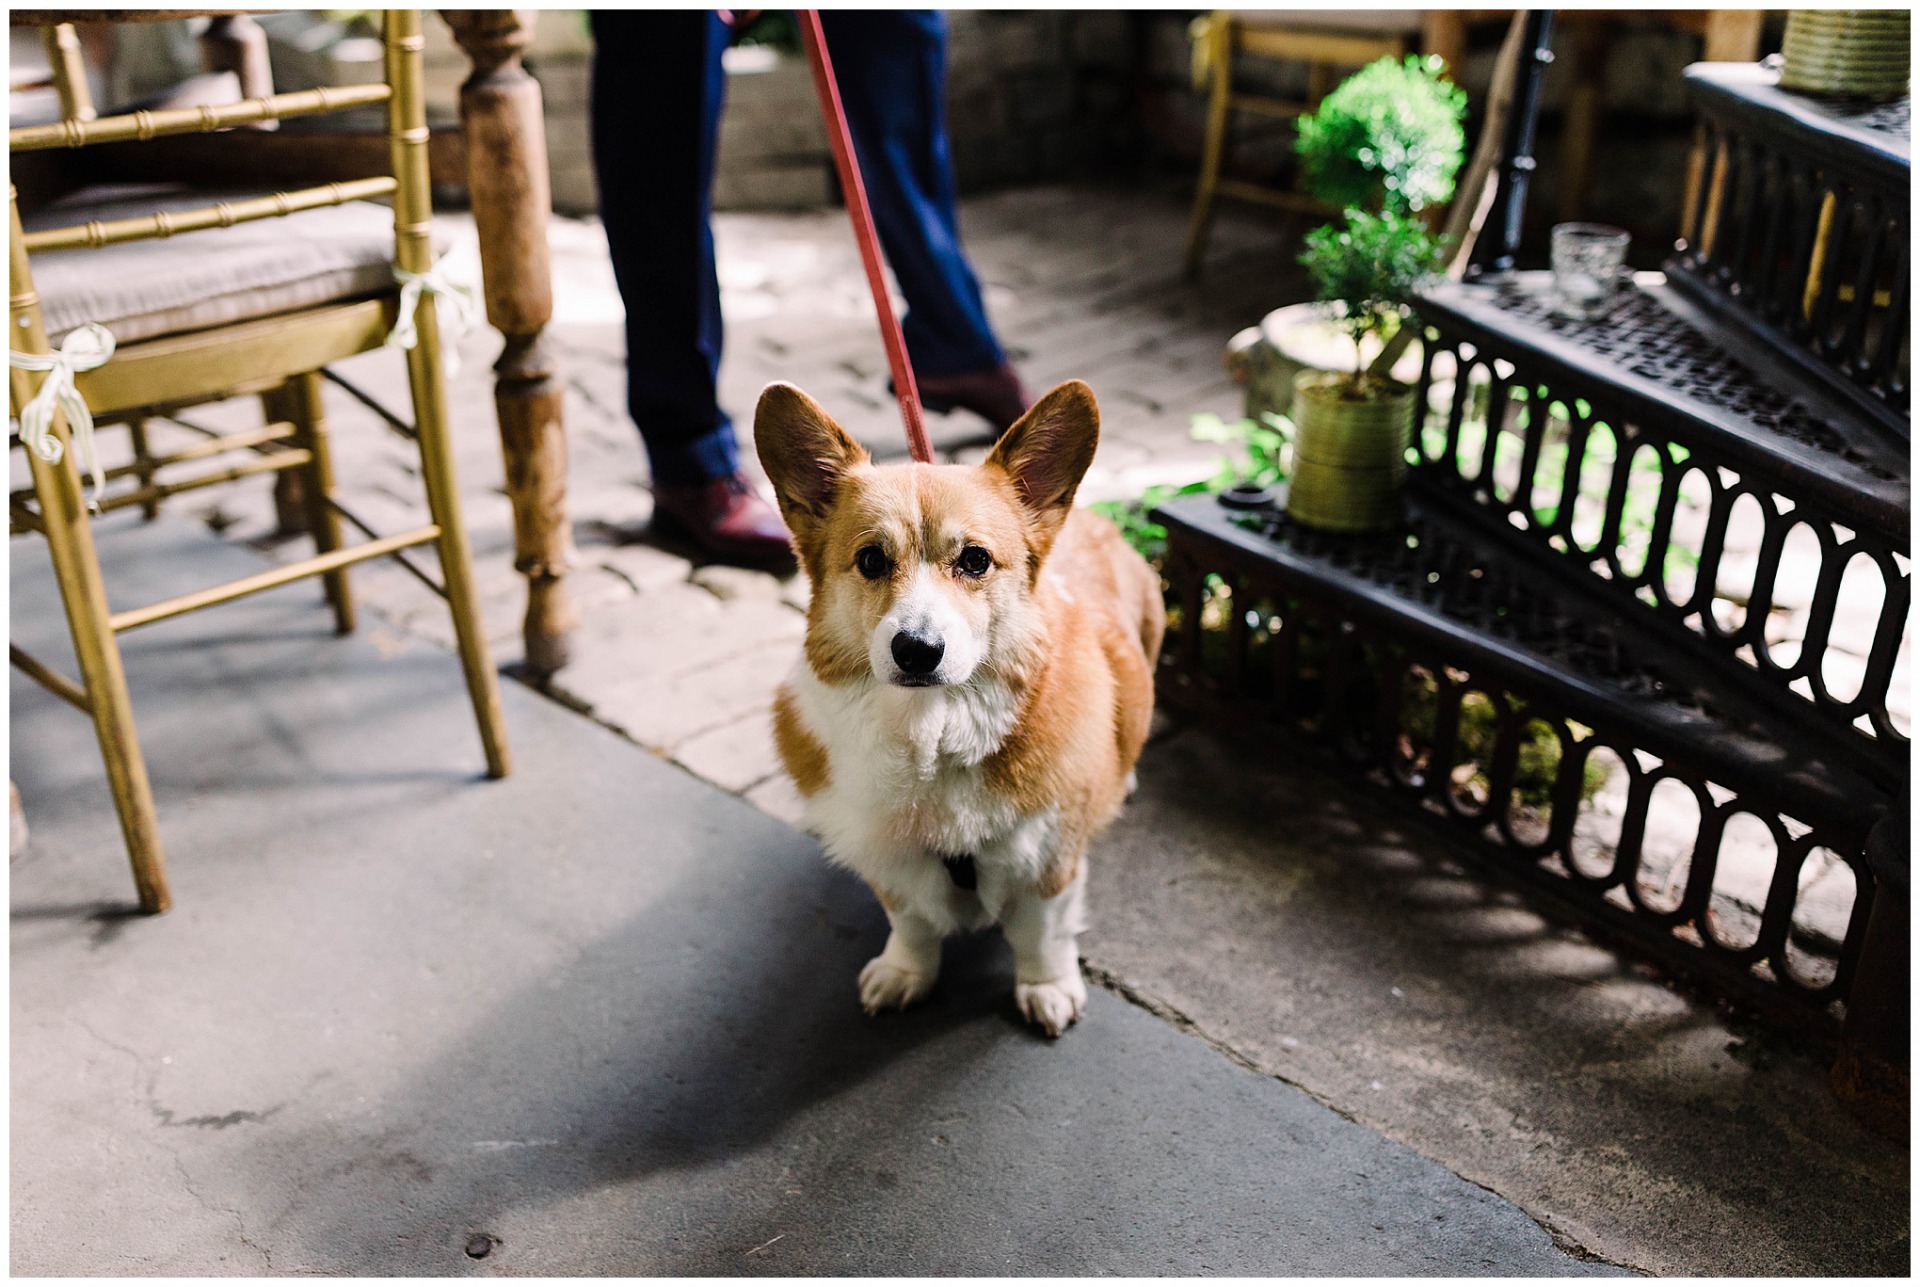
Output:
top-left (588, 10), bottom-right (735, 487)
top-left (589, 11), bottom-right (789, 562)
top-left (820, 11), bottom-right (1029, 429)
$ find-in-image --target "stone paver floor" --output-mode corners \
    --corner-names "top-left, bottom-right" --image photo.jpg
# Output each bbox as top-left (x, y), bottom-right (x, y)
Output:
top-left (151, 182), bottom-right (1302, 820)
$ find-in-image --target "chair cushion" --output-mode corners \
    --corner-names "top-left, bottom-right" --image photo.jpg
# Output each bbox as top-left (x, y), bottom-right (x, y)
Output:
top-left (23, 183), bottom-right (433, 347)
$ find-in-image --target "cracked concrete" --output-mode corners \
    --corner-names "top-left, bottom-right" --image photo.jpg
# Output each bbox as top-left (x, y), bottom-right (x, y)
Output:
top-left (58, 1019), bottom-right (277, 1275)
top-left (12, 516), bottom-right (1618, 1276)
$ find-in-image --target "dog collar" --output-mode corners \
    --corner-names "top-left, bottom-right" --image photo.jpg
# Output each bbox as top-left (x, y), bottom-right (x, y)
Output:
top-left (941, 853), bottom-right (978, 891)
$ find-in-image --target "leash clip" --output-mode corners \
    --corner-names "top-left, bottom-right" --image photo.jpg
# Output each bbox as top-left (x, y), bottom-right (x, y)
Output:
top-left (941, 853), bottom-right (978, 891)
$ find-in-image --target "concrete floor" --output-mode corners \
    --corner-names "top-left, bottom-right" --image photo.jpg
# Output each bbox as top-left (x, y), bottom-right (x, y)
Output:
top-left (12, 516), bottom-right (1616, 1276)
top-left (12, 185), bottom-right (1909, 1276)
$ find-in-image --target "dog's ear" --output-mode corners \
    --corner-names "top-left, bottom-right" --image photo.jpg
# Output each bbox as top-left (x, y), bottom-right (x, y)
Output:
top-left (754, 383), bottom-right (869, 541)
top-left (984, 380), bottom-right (1100, 551)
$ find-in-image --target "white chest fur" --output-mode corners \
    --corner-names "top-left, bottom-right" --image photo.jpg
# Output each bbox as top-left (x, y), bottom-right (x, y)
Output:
top-left (785, 660), bottom-right (1059, 931)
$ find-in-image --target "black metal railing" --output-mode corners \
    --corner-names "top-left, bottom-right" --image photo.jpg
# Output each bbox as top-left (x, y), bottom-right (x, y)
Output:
top-left (1410, 279), bottom-right (1909, 792)
top-left (1152, 495), bottom-right (1873, 1037)
top-left (1155, 230), bottom-right (1908, 1044)
top-left (1155, 489), bottom-right (1879, 1036)
top-left (1672, 63), bottom-right (1910, 438)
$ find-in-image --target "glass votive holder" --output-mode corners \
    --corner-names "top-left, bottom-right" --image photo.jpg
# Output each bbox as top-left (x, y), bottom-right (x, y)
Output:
top-left (1550, 222), bottom-right (1630, 320)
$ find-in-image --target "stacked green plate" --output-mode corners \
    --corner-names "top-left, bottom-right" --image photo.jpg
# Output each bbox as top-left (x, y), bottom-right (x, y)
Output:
top-left (1780, 9), bottom-right (1910, 98)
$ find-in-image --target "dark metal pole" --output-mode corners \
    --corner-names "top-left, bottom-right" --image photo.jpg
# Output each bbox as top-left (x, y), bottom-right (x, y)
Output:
top-left (1470, 9), bottom-right (1555, 277)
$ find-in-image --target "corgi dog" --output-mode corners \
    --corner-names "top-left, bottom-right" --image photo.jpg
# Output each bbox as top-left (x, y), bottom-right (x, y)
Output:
top-left (755, 379), bottom-right (1164, 1036)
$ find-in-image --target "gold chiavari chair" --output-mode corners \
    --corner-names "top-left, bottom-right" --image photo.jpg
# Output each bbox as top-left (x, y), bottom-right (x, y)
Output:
top-left (1182, 10), bottom-right (1432, 278)
top-left (9, 11), bottom-right (510, 914)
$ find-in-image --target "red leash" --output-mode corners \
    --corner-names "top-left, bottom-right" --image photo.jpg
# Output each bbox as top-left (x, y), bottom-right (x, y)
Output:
top-left (796, 10), bottom-right (935, 464)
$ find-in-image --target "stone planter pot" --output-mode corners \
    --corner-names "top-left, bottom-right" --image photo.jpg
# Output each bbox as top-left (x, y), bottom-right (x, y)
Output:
top-left (1226, 301), bottom-right (1424, 426)
top-left (1780, 9), bottom-right (1910, 99)
top-left (1286, 370), bottom-right (1415, 534)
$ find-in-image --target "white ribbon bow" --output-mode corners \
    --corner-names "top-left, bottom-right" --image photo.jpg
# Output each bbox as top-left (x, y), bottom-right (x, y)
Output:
top-left (10, 322), bottom-right (115, 508)
top-left (387, 259), bottom-right (480, 378)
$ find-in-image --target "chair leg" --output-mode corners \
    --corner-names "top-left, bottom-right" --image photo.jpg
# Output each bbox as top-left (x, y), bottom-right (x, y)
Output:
top-left (260, 383), bottom-right (311, 539)
top-left (402, 338), bottom-right (512, 780)
top-left (388, 5), bottom-right (508, 778)
top-left (285, 371), bottom-right (354, 634)
top-left (1558, 20), bottom-right (1609, 223)
top-left (27, 445), bottom-right (172, 913)
top-left (125, 416), bottom-right (160, 521)
top-left (1184, 15), bottom-right (1236, 280)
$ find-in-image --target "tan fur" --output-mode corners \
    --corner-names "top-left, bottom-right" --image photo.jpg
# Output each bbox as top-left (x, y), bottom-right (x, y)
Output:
top-left (980, 510), bottom-right (1160, 894)
top-left (757, 381), bottom-right (1161, 899)
top-left (755, 379), bottom-right (1163, 1033)
top-left (771, 687), bottom-right (831, 797)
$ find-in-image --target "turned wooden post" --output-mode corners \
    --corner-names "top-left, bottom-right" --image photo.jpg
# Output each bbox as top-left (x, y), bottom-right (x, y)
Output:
top-left (440, 9), bottom-right (576, 675)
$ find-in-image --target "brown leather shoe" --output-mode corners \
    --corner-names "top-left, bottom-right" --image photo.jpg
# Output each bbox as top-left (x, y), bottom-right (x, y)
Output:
top-left (912, 362), bottom-right (1033, 435)
top-left (651, 473), bottom-right (794, 566)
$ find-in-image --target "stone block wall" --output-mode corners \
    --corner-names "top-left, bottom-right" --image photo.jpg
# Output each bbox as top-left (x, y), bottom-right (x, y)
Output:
top-left (711, 47), bottom-right (832, 213)
top-left (941, 10), bottom-right (1140, 191)
top-left (427, 9), bottom-right (1784, 253)
top-left (495, 10), bottom-right (1149, 216)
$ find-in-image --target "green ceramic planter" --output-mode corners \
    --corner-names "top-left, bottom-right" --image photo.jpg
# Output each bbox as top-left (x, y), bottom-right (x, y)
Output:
top-left (1780, 9), bottom-right (1910, 99)
top-left (1286, 370), bottom-right (1415, 533)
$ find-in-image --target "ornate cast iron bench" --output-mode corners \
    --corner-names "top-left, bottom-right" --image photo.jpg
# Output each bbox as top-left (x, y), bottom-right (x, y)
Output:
top-left (1153, 58), bottom-right (1908, 1102)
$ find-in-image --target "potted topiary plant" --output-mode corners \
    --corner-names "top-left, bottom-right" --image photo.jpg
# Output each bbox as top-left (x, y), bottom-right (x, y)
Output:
top-left (1286, 206), bottom-right (1444, 531)
top-left (1231, 55), bottom-right (1466, 447)
top-left (1294, 53), bottom-right (1467, 217)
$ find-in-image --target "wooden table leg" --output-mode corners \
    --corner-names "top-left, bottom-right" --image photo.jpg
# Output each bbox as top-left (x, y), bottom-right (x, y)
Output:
top-left (441, 8), bottom-right (576, 676)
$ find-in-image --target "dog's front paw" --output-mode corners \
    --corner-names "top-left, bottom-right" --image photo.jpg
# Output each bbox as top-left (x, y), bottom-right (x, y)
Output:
top-left (858, 956), bottom-right (935, 1015)
top-left (1015, 975), bottom-right (1087, 1037)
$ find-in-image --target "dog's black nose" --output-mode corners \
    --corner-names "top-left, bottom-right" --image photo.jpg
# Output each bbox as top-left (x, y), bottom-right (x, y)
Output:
top-left (891, 631), bottom-right (945, 676)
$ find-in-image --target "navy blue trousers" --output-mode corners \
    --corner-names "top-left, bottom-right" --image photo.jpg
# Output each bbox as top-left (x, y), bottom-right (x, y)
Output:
top-left (589, 11), bottom-right (1006, 486)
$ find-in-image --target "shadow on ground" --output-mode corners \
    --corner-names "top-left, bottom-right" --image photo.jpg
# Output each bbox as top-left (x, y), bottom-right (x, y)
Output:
top-left (1084, 723), bottom-right (1910, 1275)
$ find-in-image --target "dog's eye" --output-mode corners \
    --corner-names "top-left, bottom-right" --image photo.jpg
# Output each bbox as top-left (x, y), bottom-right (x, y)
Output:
top-left (955, 545), bottom-right (992, 577)
top-left (855, 545), bottom-right (893, 580)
